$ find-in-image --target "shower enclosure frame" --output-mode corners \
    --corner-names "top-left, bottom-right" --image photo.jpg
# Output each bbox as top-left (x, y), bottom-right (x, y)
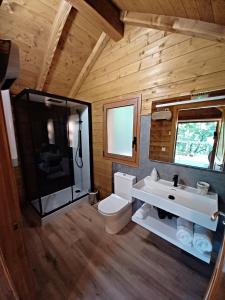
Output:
top-left (14, 88), bottom-right (94, 217)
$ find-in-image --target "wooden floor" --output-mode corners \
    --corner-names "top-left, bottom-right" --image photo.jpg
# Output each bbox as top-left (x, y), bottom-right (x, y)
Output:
top-left (23, 201), bottom-right (213, 300)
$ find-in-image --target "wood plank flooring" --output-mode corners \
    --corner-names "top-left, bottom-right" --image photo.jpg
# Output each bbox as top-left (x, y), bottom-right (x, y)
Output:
top-left (23, 201), bottom-right (213, 300)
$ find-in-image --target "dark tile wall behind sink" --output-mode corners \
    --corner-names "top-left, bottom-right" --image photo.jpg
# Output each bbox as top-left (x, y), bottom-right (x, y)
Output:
top-left (113, 116), bottom-right (225, 212)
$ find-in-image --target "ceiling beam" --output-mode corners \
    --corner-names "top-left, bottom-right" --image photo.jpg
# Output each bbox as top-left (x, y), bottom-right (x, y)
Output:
top-left (69, 32), bottom-right (109, 98)
top-left (36, 0), bottom-right (72, 90)
top-left (67, 0), bottom-right (124, 41)
top-left (121, 11), bottom-right (225, 43)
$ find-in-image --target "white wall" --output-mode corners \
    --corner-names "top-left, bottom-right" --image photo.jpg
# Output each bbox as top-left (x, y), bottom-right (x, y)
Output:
top-left (80, 107), bottom-right (91, 192)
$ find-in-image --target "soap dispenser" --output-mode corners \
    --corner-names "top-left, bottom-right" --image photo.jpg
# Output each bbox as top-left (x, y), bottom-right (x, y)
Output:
top-left (150, 168), bottom-right (159, 181)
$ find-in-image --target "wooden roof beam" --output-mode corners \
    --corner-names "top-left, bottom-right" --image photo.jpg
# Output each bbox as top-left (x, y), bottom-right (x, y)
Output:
top-left (121, 11), bottom-right (225, 43)
top-left (36, 0), bottom-right (72, 91)
top-left (67, 0), bottom-right (124, 41)
top-left (69, 32), bottom-right (109, 98)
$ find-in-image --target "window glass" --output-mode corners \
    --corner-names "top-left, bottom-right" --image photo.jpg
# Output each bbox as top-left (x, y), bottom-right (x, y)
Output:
top-left (174, 121), bottom-right (217, 168)
top-left (107, 105), bottom-right (134, 157)
top-left (103, 97), bottom-right (141, 166)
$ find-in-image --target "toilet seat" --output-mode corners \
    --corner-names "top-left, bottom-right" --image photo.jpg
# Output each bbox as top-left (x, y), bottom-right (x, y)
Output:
top-left (98, 194), bottom-right (129, 216)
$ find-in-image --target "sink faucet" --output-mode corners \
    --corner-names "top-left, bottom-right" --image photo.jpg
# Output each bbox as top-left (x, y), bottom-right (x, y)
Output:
top-left (173, 174), bottom-right (179, 187)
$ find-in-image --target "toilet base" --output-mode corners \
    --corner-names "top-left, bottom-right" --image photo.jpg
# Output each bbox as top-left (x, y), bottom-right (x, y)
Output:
top-left (101, 205), bottom-right (132, 234)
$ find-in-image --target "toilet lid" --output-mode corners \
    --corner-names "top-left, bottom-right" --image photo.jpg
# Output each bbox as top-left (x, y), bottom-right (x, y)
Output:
top-left (98, 194), bottom-right (129, 215)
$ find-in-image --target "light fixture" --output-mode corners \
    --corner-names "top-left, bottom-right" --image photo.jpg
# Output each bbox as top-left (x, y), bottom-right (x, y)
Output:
top-left (152, 110), bottom-right (172, 120)
top-left (155, 95), bottom-right (225, 108)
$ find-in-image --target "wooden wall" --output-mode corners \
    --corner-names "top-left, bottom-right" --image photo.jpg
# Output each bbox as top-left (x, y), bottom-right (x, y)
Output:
top-left (149, 106), bottom-right (176, 163)
top-left (0, 96), bottom-right (35, 299)
top-left (76, 25), bottom-right (225, 198)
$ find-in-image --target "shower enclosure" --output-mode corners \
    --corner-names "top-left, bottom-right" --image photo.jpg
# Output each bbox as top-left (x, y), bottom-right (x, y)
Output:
top-left (14, 89), bottom-right (93, 217)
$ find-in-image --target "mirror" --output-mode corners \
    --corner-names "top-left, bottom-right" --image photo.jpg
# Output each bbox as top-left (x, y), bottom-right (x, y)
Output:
top-left (149, 95), bottom-right (225, 172)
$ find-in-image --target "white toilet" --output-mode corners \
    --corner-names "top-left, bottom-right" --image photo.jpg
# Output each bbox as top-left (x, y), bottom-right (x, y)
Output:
top-left (98, 172), bottom-right (136, 234)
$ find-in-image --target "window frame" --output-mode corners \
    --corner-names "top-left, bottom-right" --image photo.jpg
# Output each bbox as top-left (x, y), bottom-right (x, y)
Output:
top-left (103, 96), bottom-right (141, 167)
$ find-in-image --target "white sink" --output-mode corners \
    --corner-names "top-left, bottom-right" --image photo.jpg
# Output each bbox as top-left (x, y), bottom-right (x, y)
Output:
top-left (131, 176), bottom-right (218, 231)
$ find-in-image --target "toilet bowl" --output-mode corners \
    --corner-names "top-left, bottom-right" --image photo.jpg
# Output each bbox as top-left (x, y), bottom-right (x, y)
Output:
top-left (98, 172), bottom-right (136, 234)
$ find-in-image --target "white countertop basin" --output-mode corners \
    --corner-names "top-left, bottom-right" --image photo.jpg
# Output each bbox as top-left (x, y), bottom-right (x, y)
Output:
top-left (131, 177), bottom-right (218, 231)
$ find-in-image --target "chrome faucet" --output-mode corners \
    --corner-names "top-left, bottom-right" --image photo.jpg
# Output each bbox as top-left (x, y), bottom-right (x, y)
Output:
top-left (173, 174), bottom-right (179, 187)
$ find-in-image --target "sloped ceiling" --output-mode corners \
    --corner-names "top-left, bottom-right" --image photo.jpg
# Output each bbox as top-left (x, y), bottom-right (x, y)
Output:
top-left (112, 0), bottom-right (225, 25)
top-left (0, 0), bottom-right (60, 94)
top-left (0, 0), bottom-right (102, 96)
top-left (1, 0), bottom-right (225, 98)
top-left (43, 9), bottom-right (102, 96)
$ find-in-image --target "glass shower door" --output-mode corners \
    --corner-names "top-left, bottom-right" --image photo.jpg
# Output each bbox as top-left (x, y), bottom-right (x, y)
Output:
top-left (29, 98), bottom-right (74, 214)
top-left (14, 90), bottom-right (92, 217)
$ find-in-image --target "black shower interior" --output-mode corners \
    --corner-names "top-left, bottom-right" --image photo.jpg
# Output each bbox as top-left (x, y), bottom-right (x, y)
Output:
top-left (14, 98), bottom-right (75, 200)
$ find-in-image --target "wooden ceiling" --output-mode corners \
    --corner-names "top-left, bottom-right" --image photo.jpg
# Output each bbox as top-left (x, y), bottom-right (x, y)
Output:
top-left (0, 0), bottom-right (104, 96)
top-left (113, 0), bottom-right (225, 25)
top-left (1, 0), bottom-right (225, 98)
top-left (0, 0), bottom-right (60, 94)
top-left (43, 9), bottom-right (103, 96)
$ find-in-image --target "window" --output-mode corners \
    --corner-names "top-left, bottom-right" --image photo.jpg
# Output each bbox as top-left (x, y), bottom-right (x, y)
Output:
top-left (174, 121), bottom-right (218, 168)
top-left (103, 97), bottom-right (141, 166)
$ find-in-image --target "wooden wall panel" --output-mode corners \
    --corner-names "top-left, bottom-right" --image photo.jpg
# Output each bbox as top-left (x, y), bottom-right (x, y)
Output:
top-left (76, 25), bottom-right (225, 198)
top-left (0, 96), bottom-right (35, 299)
top-left (0, 248), bottom-right (19, 300)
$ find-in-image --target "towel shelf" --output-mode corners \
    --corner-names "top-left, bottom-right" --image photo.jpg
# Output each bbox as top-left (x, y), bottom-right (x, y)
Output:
top-left (132, 206), bottom-right (211, 263)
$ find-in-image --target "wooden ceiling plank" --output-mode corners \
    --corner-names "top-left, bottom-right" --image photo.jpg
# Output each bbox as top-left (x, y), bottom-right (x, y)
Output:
top-left (212, 0), bottom-right (225, 26)
top-left (74, 13), bottom-right (102, 40)
top-left (141, 0), bottom-right (165, 15)
top-left (195, 0), bottom-right (214, 23)
top-left (158, 0), bottom-right (175, 16)
top-left (67, 0), bottom-right (124, 41)
top-left (169, 0), bottom-right (187, 18)
top-left (36, 0), bottom-right (72, 91)
top-left (121, 11), bottom-right (225, 44)
top-left (69, 32), bottom-right (109, 98)
top-left (181, 0), bottom-right (200, 20)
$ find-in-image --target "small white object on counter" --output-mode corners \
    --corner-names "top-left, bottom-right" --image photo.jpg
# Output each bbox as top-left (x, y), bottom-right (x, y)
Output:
top-left (150, 168), bottom-right (159, 181)
top-left (197, 181), bottom-right (210, 195)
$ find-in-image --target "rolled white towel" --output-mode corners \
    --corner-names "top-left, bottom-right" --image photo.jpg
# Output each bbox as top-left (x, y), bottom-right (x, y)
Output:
top-left (176, 217), bottom-right (193, 246)
top-left (135, 203), bottom-right (151, 219)
top-left (193, 224), bottom-right (213, 254)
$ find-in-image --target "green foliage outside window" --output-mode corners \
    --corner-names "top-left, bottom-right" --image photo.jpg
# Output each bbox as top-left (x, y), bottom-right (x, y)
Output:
top-left (175, 122), bottom-right (217, 156)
